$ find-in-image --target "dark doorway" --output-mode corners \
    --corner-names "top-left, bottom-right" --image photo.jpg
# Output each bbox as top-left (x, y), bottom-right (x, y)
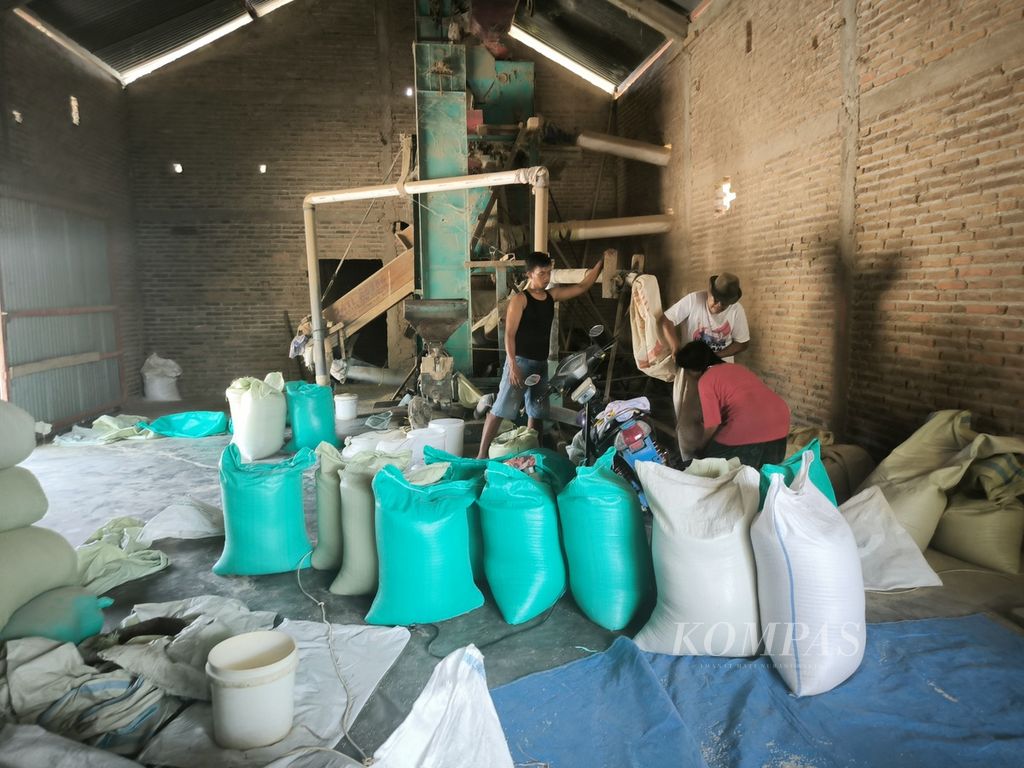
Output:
top-left (319, 259), bottom-right (388, 368)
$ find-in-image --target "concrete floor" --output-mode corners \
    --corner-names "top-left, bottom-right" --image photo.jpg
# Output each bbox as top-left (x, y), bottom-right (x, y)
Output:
top-left (21, 392), bottom-right (1024, 758)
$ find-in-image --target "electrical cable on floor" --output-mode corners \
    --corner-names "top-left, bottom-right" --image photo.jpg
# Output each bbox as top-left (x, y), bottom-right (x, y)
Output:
top-left (291, 550), bottom-right (374, 766)
top-left (416, 604), bottom-right (558, 660)
top-left (935, 568), bottom-right (1015, 578)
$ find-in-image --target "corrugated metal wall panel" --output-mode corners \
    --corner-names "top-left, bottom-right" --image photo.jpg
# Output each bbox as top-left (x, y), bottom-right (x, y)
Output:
top-left (0, 198), bottom-right (111, 311)
top-left (6, 314), bottom-right (117, 366)
top-left (9, 359), bottom-right (121, 424)
top-left (0, 196), bottom-right (122, 424)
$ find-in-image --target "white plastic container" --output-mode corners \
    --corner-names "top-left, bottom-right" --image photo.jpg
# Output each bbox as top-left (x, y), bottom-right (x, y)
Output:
top-left (334, 393), bottom-right (358, 421)
top-left (408, 427), bottom-right (446, 467)
top-left (428, 418), bottom-right (465, 457)
top-left (206, 630), bottom-right (299, 750)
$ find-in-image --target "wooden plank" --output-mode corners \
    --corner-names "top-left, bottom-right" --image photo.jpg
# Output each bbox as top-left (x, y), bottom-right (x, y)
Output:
top-left (322, 247), bottom-right (414, 333)
top-left (10, 351), bottom-right (121, 379)
top-left (5, 305), bottom-right (117, 318)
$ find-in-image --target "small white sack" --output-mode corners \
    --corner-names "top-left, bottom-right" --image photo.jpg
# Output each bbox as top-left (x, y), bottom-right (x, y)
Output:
top-left (752, 452), bottom-right (866, 696)
top-left (141, 353), bottom-right (183, 402)
top-left (839, 486), bottom-right (943, 591)
top-left (225, 372), bottom-right (286, 461)
top-left (634, 459), bottom-right (761, 657)
top-left (0, 400), bottom-right (36, 469)
top-left (372, 645), bottom-right (513, 768)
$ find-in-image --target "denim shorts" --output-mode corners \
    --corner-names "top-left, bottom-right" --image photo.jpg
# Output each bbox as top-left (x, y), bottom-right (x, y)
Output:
top-left (491, 356), bottom-right (550, 421)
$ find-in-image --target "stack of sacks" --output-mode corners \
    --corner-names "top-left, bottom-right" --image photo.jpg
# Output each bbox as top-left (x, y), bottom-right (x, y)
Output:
top-left (225, 372), bottom-right (286, 461)
top-left (635, 457), bottom-right (762, 657)
top-left (0, 401), bottom-right (108, 643)
top-left (858, 410), bottom-right (1024, 567)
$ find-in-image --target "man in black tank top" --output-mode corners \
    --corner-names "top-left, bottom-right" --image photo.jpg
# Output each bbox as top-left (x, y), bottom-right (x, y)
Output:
top-left (477, 250), bottom-right (604, 458)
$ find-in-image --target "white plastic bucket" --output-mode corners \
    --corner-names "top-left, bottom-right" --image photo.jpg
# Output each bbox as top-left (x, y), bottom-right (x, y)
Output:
top-left (334, 393), bottom-right (358, 421)
top-left (407, 427), bottom-right (446, 467)
top-left (428, 418), bottom-right (465, 457)
top-left (206, 630), bottom-right (299, 750)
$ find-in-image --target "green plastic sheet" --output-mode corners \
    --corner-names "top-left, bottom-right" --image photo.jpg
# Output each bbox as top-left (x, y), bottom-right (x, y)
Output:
top-left (140, 411), bottom-right (228, 438)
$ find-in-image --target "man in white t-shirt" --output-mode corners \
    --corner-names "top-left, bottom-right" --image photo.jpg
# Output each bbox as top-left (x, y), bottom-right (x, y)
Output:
top-left (659, 273), bottom-right (750, 459)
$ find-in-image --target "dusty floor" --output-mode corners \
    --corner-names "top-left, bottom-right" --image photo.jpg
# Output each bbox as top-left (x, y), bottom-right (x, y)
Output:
top-left (21, 391), bottom-right (1024, 758)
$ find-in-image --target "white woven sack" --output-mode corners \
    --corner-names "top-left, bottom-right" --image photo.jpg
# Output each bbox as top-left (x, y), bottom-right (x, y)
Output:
top-left (635, 459), bottom-right (761, 657)
top-left (0, 401), bottom-right (36, 469)
top-left (752, 452), bottom-right (866, 696)
top-left (225, 372), bottom-right (286, 461)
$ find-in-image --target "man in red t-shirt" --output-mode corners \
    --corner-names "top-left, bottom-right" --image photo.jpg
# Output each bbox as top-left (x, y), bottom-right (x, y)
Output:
top-left (675, 340), bottom-right (790, 469)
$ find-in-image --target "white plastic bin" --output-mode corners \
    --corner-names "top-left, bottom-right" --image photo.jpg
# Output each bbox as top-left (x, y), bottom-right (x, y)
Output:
top-left (334, 393), bottom-right (358, 421)
top-left (408, 427), bottom-right (446, 467)
top-left (428, 418), bottom-right (465, 457)
top-left (206, 630), bottom-right (298, 750)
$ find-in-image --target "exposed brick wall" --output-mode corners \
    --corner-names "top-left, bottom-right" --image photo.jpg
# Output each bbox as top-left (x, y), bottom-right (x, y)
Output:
top-left (0, 14), bottom-right (143, 398)
top-left (126, 0), bottom-right (616, 397)
top-left (619, 0), bottom-right (1024, 457)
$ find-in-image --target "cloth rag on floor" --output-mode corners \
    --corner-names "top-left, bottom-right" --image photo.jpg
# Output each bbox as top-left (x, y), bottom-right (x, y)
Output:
top-left (492, 614), bottom-right (1024, 768)
top-left (137, 498), bottom-right (224, 543)
top-left (95, 595), bottom-right (277, 701)
top-left (0, 723), bottom-right (145, 768)
top-left (77, 517), bottom-right (170, 595)
top-left (629, 274), bottom-right (676, 382)
top-left (4, 637), bottom-right (179, 757)
top-left (138, 619), bottom-right (410, 767)
top-left (53, 415), bottom-right (158, 447)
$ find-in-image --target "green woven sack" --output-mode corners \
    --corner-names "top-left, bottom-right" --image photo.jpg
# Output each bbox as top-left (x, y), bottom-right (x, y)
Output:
top-left (285, 381), bottom-right (337, 450)
top-left (557, 448), bottom-right (655, 630)
top-left (365, 465), bottom-right (484, 625)
top-left (213, 444), bottom-right (316, 576)
top-left (479, 462), bottom-right (566, 624)
top-left (759, 438), bottom-right (837, 509)
top-left (0, 586), bottom-right (112, 644)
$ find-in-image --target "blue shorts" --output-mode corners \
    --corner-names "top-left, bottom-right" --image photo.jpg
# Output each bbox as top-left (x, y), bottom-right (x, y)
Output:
top-left (491, 356), bottom-right (550, 421)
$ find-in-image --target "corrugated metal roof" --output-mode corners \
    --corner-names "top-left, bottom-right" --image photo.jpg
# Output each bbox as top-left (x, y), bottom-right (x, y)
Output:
top-left (514, 1), bottom-right (668, 85)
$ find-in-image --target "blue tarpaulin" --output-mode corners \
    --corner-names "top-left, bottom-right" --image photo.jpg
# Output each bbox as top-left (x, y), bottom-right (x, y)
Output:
top-left (492, 614), bottom-right (1024, 768)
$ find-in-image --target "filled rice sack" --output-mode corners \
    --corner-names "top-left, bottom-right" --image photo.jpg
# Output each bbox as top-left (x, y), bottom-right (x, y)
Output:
top-left (213, 444), bottom-right (315, 576)
top-left (479, 462), bottom-right (565, 624)
top-left (558, 448), bottom-right (654, 631)
top-left (329, 450), bottom-right (411, 596)
top-left (759, 438), bottom-right (837, 508)
top-left (225, 372), bottom-right (287, 461)
top-left (0, 525), bottom-right (79, 630)
top-left (311, 441), bottom-right (346, 570)
top-left (285, 381), bottom-right (337, 450)
top-left (635, 457), bottom-right (761, 656)
top-left (0, 400), bottom-right (36, 469)
top-left (0, 466), bottom-right (48, 532)
top-left (365, 464), bottom-right (484, 625)
top-left (752, 452), bottom-right (866, 696)
top-left (0, 586), bottom-right (111, 644)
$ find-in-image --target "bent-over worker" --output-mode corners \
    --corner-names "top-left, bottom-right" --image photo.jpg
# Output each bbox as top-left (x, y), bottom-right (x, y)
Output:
top-left (675, 340), bottom-right (790, 469)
